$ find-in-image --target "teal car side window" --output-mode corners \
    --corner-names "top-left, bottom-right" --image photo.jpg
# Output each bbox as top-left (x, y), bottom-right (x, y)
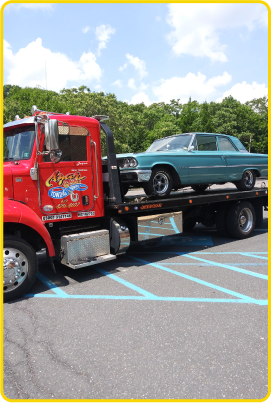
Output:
top-left (196, 135), bottom-right (218, 151)
top-left (219, 137), bottom-right (238, 152)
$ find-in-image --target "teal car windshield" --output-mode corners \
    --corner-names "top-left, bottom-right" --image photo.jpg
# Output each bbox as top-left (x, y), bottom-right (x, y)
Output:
top-left (146, 134), bottom-right (192, 152)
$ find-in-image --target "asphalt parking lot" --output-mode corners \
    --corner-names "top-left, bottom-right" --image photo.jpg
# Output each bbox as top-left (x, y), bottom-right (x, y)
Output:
top-left (3, 192), bottom-right (268, 400)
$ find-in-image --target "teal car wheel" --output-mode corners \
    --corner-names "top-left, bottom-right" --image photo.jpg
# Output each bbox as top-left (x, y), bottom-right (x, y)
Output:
top-left (144, 167), bottom-right (173, 197)
top-left (235, 170), bottom-right (256, 191)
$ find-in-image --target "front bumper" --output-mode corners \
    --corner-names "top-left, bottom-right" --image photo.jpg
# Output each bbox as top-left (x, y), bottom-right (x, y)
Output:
top-left (120, 169), bottom-right (152, 183)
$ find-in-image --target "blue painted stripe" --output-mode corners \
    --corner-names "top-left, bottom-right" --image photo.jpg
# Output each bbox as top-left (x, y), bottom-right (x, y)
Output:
top-left (24, 294), bottom-right (267, 304)
top-left (37, 272), bottom-right (68, 297)
top-left (128, 256), bottom-right (258, 303)
top-left (240, 253), bottom-right (268, 260)
top-left (134, 251), bottom-right (268, 255)
top-left (138, 225), bottom-right (175, 231)
top-left (173, 253), bottom-right (268, 280)
top-left (94, 267), bottom-right (157, 298)
top-left (139, 232), bottom-right (165, 237)
top-left (151, 221), bottom-right (171, 225)
top-left (161, 263), bottom-right (268, 266)
top-left (169, 217), bottom-right (180, 234)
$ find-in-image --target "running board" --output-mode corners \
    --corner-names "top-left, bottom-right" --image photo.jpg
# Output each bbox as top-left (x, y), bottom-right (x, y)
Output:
top-left (63, 254), bottom-right (117, 270)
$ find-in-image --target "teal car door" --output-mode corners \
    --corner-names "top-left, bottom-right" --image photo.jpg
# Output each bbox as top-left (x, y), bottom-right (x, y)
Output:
top-left (217, 136), bottom-right (242, 181)
top-left (188, 135), bottom-right (227, 183)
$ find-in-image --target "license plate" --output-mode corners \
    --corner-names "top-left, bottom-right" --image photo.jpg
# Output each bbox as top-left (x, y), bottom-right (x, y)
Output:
top-left (77, 211), bottom-right (95, 217)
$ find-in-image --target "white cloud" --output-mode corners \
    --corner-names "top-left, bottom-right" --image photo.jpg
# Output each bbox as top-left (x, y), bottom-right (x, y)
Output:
top-left (119, 54), bottom-right (147, 80)
top-left (166, 3), bottom-right (268, 62)
top-left (82, 26), bottom-right (90, 34)
top-left (129, 92), bottom-right (152, 107)
top-left (128, 78), bottom-right (137, 91)
top-left (4, 38), bottom-right (102, 92)
top-left (119, 63), bottom-right (128, 72)
top-left (128, 78), bottom-right (149, 92)
top-left (153, 72), bottom-right (232, 104)
top-left (95, 24), bottom-right (115, 56)
top-left (6, 3), bottom-right (53, 11)
top-left (216, 81), bottom-right (268, 103)
top-left (112, 79), bottom-right (123, 88)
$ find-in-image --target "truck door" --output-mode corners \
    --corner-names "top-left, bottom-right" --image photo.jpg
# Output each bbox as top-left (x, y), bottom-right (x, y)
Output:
top-left (38, 125), bottom-right (96, 217)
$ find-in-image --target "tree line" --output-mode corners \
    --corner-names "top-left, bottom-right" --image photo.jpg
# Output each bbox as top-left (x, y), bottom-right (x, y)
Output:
top-left (3, 84), bottom-right (268, 155)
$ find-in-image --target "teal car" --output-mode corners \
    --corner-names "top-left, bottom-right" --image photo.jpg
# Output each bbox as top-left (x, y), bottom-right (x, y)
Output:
top-left (117, 132), bottom-right (268, 197)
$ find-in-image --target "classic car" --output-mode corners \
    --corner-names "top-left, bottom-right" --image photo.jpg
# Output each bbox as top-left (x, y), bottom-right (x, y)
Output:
top-left (116, 132), bottom-right (268, 197)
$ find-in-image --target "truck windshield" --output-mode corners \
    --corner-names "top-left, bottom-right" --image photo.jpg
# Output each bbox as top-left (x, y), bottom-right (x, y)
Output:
top-left (146, 134), bottom-right (193, 152)
top-left (4, 126), bottom-right (35, 161)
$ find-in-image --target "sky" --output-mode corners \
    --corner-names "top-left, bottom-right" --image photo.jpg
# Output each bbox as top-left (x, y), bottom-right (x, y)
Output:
top-left (3, 2), bottom-right (269, 106)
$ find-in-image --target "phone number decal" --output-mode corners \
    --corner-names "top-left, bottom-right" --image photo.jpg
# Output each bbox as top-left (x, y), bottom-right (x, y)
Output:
top-left (42, 214), bottom-right (72, 221)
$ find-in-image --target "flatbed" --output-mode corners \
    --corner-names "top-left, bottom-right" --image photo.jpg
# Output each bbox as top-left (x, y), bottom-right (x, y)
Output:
top-left (108, 185), bottom-right (268, 215)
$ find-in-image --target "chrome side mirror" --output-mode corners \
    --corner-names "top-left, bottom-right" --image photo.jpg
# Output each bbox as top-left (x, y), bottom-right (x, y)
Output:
top-left (45, 119), bottom-right (59, 151)
top-left (188, 145), bottom-right (194, 152)
top-left (50, 149), bottom-right (62, 163)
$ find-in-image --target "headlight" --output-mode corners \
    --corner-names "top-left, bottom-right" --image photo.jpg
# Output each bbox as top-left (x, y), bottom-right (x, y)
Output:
top-left (121, 157), bottom-right (138, 168)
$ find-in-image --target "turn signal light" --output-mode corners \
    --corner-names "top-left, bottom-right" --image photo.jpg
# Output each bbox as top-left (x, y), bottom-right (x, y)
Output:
top-left (125, 207), bottom-right (129, 211)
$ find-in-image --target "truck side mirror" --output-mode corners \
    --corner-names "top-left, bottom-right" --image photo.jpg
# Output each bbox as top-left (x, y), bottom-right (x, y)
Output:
top-left (50, 149), bottom-right (62, 163)
top-left (45, 119), bottom-right (59, 151)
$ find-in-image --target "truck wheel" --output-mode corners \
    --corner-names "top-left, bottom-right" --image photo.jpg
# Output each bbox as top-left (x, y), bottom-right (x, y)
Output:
top-left (226, 201), bottom-right (256, 239)
top-left (3, 236), bottom-right (38, 302)
top-left (144, 167), bottom-right (173, 197)
top-left (192, 185), bottom-right (209, 192)
top-left (235, 170), bottom-right (256, 191)
top-left (216, 206), bottom-right (230, 237)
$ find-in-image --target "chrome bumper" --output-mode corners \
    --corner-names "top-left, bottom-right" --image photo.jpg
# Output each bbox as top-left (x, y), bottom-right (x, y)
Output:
top-left (120, 169), bottom-right (152, 182)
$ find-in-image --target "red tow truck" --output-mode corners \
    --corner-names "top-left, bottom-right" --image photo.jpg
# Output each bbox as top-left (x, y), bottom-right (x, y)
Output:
top-left (3, 106), bottom-right (268, 302)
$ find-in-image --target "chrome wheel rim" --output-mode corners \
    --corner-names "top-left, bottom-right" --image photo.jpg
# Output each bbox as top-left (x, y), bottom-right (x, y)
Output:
top-left (153, 172), bottom-right (169, 194)
top-left (3, 248), bottom-right (28, 293)
top-left (238, 208), bottom-right (253, 233)
top-left (243, 170), bottom-right (254, 187)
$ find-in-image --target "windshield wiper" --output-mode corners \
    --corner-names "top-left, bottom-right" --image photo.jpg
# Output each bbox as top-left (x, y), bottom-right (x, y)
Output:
top-left (4, 157), bottom-right (20, 162)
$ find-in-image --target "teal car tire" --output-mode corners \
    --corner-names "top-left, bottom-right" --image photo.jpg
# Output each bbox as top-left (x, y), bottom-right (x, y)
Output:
top-left (144, 167), bottom-right (173, 197)
top-left (235, 170), bottom-right (256, 191)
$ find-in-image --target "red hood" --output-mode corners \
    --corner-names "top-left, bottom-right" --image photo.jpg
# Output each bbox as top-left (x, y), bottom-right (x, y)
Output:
top-left (4, 164), bottom-right (14, 199)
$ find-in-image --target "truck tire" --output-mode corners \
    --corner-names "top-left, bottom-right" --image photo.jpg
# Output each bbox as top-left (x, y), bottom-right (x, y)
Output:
top-left (144, 167), bottom-right (173, 197)
top-left (216, 206), bottom-right (230, 237)
top-left (226, 201), bottom-right (256, 239)
top-left (4, 236), bottom-right (38, 302)
top-left (235, 170), bottom-right (256, 191)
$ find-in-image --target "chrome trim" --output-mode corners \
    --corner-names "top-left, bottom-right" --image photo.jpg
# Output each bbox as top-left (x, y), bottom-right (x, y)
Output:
top-left (120, 169), bottom-right (152, 182)
top-left (189, 164), bottom-right (267, 169)
top-left (91, 140), bottom-right (99, 200)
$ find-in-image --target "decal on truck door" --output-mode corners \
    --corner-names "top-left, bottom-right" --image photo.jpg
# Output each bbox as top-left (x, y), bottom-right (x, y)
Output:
top-left (45, 170), bottom-right (88, 201)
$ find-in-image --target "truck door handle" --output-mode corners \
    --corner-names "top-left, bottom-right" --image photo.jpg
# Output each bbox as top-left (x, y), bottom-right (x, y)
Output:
top-left (91, 140), bottom-right (99, 200)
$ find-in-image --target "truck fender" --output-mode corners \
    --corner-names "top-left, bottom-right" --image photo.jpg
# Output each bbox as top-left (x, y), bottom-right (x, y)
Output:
top-left (4, 199), bottom-right (55, 257)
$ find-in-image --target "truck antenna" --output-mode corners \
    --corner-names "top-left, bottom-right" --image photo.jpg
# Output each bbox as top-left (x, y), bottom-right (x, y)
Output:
top-left (45, 61), bottom-right (48, 113)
